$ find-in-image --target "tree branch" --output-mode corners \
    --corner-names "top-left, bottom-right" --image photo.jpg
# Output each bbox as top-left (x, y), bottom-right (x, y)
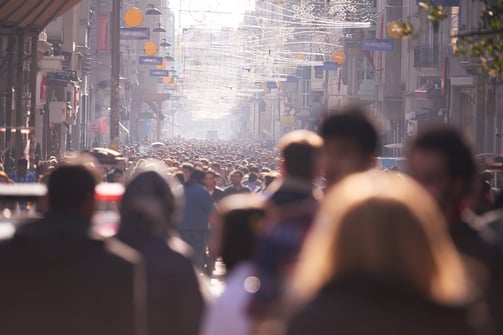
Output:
top-left (454, 28), bottom-right (503, 39)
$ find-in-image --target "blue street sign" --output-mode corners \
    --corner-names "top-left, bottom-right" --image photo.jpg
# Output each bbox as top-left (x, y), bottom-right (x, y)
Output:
top-left (150, 69), bottom-right (170, 76)
top-left (322, 62), bottom-right (338, 70)
top-left (361, 39), bottom-right (394, 51)
top-left (139, 56), bottom-right (163, 65)
top-left (120, 27), bottom-right (150, 40)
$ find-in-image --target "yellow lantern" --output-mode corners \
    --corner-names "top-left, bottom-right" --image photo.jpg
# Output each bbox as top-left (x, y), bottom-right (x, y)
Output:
top-left (387, 21), bottom-right (402, 39)
top-left (123, 7), bottom-right (144, 28)
top-left (143, 41), bottom-right (158, 56)
top-left (295, 54), bottom-right (304, 60)
top-left (156, 59), bottom-right (168, 69)
top-left (162, 76), bottom-right (171, 83)
top-left (332, 51), bottom-right (346, 65)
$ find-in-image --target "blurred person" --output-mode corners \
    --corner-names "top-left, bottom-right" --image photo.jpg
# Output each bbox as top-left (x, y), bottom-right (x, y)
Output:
top-left (267, 130), bottom-right (323, 206)
top-left (200, 194), bottom-right (266, 335)
top-left (117, 160), bottom-right (205, 335)
top-left (180, 168), bottom-right (215, 274)
top-left (258, 171), bottom-right (280, 195)
top-left (407, 126), bottom-right (498, 264)
top-left (0, 165), bottom-right (147, 335)
top-left (408, 125), bottom-right (503, 334)
top-left (204, 170), bottom-right (225, 203)
top-left (8, 158), bottom-right (37, 211)
top-left (286, 171), bottom-right (480, 335)
top-left (9, 158), bottom-right (36, 183)
top-left (26, 131), bottom-right (41, 170)
top-left (243, 172), bottom-right (261, 192)
top-left (181, 162), bottom-right (195, 183)
top-left (214, 172), bottom-right (225, 188)
top-left (174, 170), bottom-right (185, 185)
top-left (320, 108), bottom-right (378, 188)
top-left (250, 130), bottom-right (323, 320)
top-left (223, 170), bottom-right (251, 197)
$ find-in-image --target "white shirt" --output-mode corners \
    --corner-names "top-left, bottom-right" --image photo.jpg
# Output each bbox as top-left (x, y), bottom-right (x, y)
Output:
top-left (200, 262), bottom-right (257, 335)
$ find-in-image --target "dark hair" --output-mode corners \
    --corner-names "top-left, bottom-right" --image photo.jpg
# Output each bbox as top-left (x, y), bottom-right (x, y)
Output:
top-left (174, 171), bottom-right (185, 184)
top-left (17, 158), bottom-right (28, 167)
top-left (248, 172), bottom-right (258, 182)
top-left (120, 171), bottom-right (178, 237)
top-left (187, 168), bottom-right (205, 185)
top-left (221, 208), bottom-right (265, 272)
top-left (278, 130), bottom-right (322, 180)
top-left (410, 126), bottom-right (475, 187)
top-left (320, 109), bottom-right (378, 156)
top-left (180, 162), bottom-right (194, 172)
top-left (230, 170), bottom-right (244, 178)
top-left (48, 165), bottom-right (96, 211)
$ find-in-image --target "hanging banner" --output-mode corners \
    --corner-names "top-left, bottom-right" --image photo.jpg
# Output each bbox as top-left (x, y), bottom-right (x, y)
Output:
top-left (150, 69), bottom-right (170, 76)
top-left (361, 39), bottom-right (394, 52)
top-left (97, 14), bottom-right (109, 53)
top-left (120, 27), bottom-right (150, 40)
top-left (139, 56), bottom-right (163, 65)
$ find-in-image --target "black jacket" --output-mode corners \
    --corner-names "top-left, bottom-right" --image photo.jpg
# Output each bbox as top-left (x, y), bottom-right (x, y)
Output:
top-left (117, 233), bottom-right (205, 335)
top-left (287, 277), bottom-right (477, 335)
top-left (0, 212), bottom-right (147, 335)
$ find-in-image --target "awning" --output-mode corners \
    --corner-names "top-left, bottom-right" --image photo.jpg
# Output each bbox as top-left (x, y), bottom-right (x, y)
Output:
top-left (414, 84), bottom-right (440, 100)
top-left (0, 0), bottom-right (82, 34)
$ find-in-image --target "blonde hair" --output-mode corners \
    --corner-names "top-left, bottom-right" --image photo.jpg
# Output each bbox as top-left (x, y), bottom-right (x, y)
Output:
top-left (290, 170), bottom-right (472, 306)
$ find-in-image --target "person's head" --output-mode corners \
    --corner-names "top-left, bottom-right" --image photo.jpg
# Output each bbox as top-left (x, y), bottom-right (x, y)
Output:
top-left (407, 126), bottom-right (476, 214)
top-left (291, 171), bottom-right (471, 306)
top-left (204, 170), bottom-right (217, 189)
top-left (188, 168), bottom-right (205, 185)
top-left (229, 170), bottom-right (244, 187)
top-left (211, 193), bottom-right (266, 273)
top-left (214, 173), bottom-right (224, 187)
top-left (211, 163), bottom-right (221, 172)
top-left (180, 162), bottom-right (194, 182)
top-left (277, 130), bottom-right (323, 181)
top-left (47, 165), bottom-right (97, 222)
top-left (119, 159), bottom-right (184, 239)
top-left (320, 108), bottom-right (378, 186)
top-left (16, 158), bottom-right (28, 175)
top-left (248, 172), bottom-right (258, 183)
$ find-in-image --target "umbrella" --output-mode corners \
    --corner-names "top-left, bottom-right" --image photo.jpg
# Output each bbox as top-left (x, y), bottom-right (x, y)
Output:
top-left (151, 142), bottom-right (165, 148)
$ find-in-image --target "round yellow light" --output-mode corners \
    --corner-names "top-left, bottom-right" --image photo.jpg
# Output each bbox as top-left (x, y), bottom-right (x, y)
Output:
top-left (332, 51), bottom-right (346, 64)
top-left (143, 41), bottom-right (158, 56)
top-left (162, 76), bottom-right (171, 84)
top-left (387, 21), bottom-right (402, 39)
top-left (156, 59), bottom-right (168, 69)
top-left (295, 54), bottom-right (304, 60)
top-left (123, 7), bottom-right (144, 28)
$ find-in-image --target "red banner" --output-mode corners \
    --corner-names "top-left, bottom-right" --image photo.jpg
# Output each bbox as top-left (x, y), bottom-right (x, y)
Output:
top-left (97, 14), bottom-right (109, 53)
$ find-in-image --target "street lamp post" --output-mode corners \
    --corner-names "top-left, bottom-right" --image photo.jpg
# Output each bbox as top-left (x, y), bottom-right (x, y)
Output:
top-left (110, 0), bottom-right (121, 149)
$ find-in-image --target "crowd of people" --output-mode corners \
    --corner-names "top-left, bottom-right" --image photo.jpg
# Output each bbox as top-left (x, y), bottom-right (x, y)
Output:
top-left (0, 107), bottom-right (503, 335)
